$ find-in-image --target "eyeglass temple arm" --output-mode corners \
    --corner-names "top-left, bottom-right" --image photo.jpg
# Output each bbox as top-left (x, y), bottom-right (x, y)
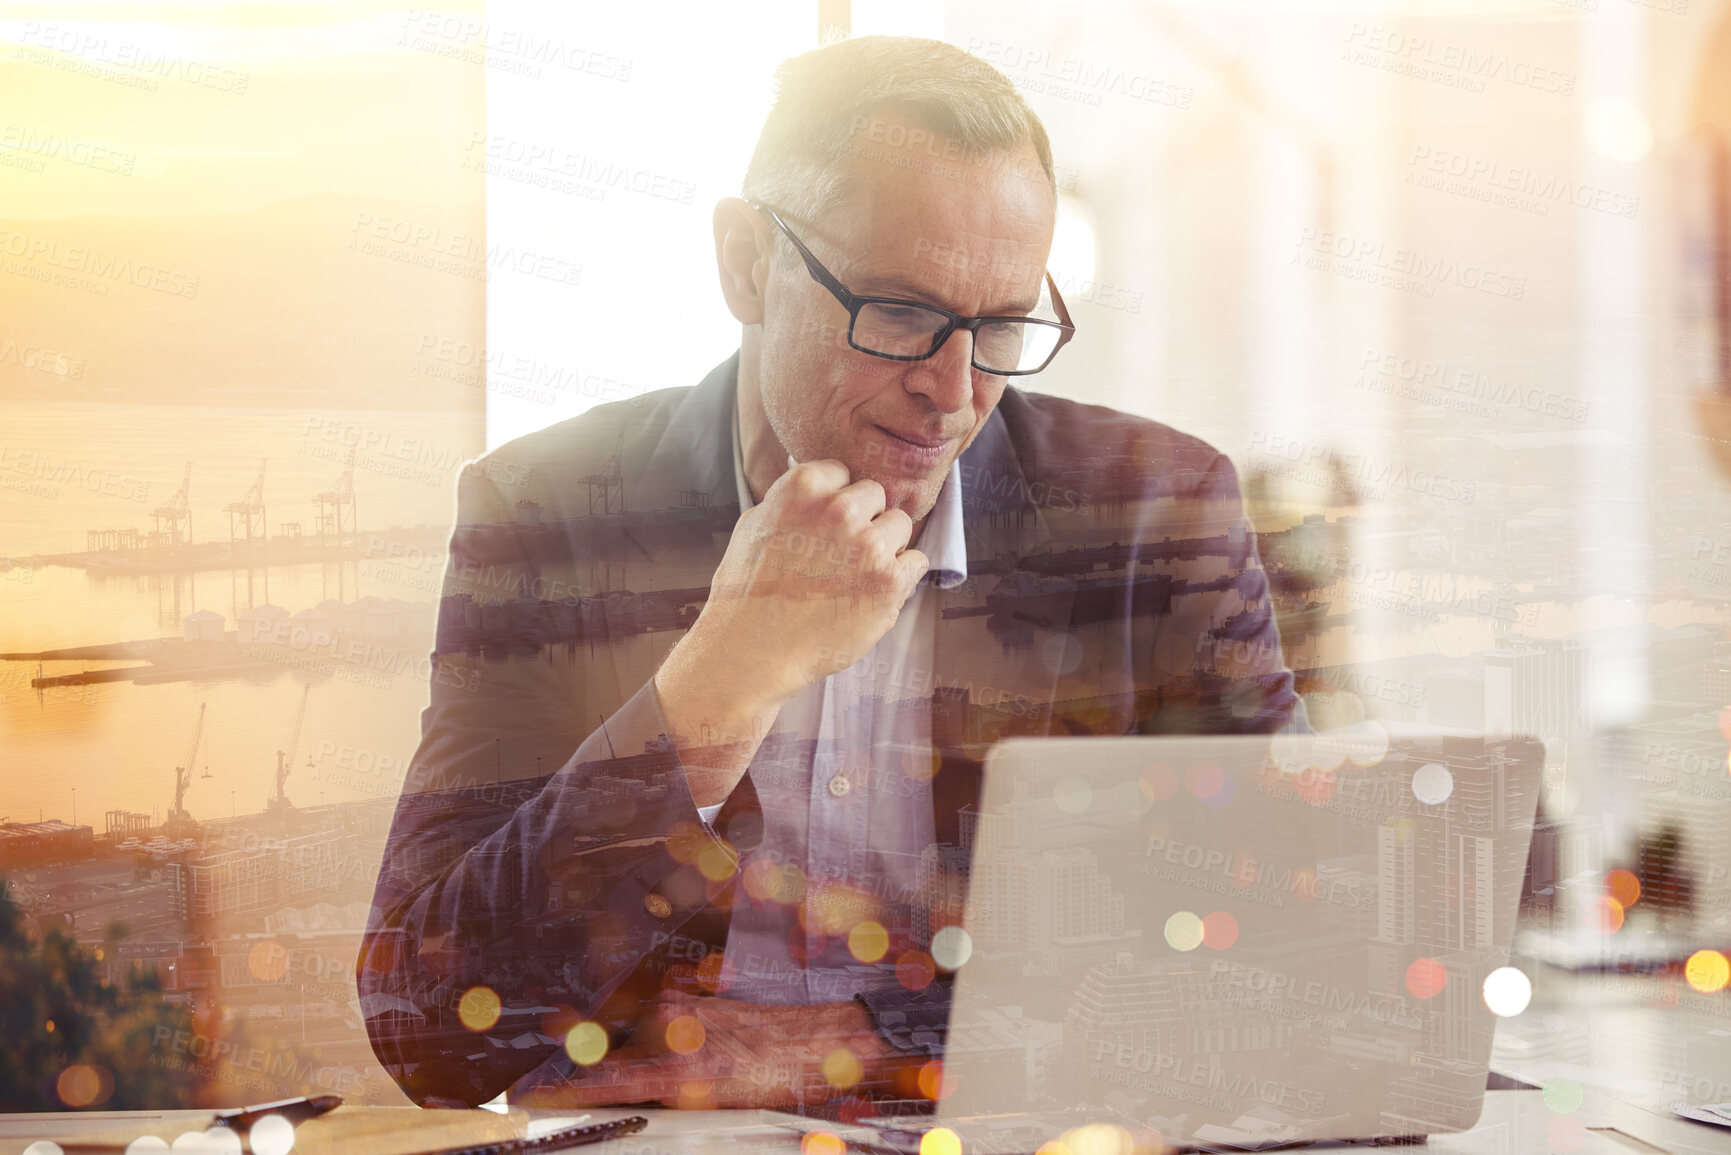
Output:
top-left (1045, 270), bottom-right (1075, 332)
top-left (755, 203), bottom-right (854, 304)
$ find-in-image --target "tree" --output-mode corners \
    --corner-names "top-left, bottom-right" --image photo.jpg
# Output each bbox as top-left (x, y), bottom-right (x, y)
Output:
top-left (0, 876), bottom-right (198, 1110)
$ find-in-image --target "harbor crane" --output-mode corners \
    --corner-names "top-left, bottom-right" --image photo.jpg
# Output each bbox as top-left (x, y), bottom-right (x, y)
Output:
top-left (313, 449), bottom-right (357, 546)
top-left (165, 702), bottom-right (206, 838)
top-left (151, 462), bottom-right (193, 550)
top-left (586, 428), bottom-right (625, 515)
top-left (267, 685), bottom-right (310, 816)
top-left (226, 458), bottom-right (267, 545)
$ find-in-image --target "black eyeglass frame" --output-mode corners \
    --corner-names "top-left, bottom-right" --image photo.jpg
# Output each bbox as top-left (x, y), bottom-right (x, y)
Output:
top-left (752, 201), bottom-right (1076, 377)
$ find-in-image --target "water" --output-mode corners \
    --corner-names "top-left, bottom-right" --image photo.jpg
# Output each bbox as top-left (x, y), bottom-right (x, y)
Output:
top-left (0, 401), bottom-right (482, 830)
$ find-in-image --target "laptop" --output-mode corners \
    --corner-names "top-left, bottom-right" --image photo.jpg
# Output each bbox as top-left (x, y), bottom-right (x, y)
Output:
top-left (772, 727), bottom-right (1544, 1153)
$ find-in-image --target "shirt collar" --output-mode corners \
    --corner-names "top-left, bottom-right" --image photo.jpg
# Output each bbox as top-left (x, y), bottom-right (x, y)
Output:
top-left (732, 397), bottom-right (968, 589)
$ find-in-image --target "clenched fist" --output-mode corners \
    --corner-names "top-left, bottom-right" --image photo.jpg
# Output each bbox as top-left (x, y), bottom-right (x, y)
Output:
top-left (654, 459), bottom-right (930, 805)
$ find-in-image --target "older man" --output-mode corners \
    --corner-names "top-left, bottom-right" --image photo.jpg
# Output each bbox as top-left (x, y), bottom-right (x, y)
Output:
top-left (360, 35), bottom-right (1300, 1111)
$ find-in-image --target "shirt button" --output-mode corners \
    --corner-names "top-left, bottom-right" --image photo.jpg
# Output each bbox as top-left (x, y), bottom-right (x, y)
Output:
top-left (828, 774), bottom-right (850, 798)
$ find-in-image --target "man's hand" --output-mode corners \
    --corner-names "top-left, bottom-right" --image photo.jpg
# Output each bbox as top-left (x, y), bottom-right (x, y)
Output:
top-left (517, 991), bottom-right (895, 1110)
top-left (655, 460), bottom-right (929, 805)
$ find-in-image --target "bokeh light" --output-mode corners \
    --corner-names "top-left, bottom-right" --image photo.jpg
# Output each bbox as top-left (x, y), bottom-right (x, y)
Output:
top-left (848, 920), bottom-right (890, 963)
top-left (123, 1141), bottom-right (168, 1155)
top-left (676, 1079), bottom-right (717, 1110)
top-left (250, 1115), bottom-right (295, 1155)
top-left (822, 1046), bottom-right (862, 1089)
top-left (1482, 966), bottom-right (1532, 1017)
top-left (1594, 896), bottom-right (1625, 934)
top-left (1343, 720), bottom-right (1390, 767)
top-left (802, 880), bottom-right (879, 937)
top-left (1543, 1077), bottom-right (1584, 1114)
top-left (665, 1013), bottom-right (706, 1055)
top-left (1306, 738), bottom-right (1348, 774)
top-left (1202, 771), bottom-right (1235, 808)
top-left (1164, 911), bottom-right (1204, 952)
top-left (931, 926), bottom-right (972, 970)
top-left (1292, 764), bottom-right (1337, 808)
top-left (170, 1131), bottom-right (242, 1154)
top-left (1605, 868), bottom-right (1641, 908)
top-left (1685, 949), bottom-right (1730, 994)
top-left (920, 1128), bottom-right (962, 1155)
top-left (667, 821), bottom-right (704, 864)
top-left (458, 985), bottom-right (502, 1032)
top-left (56, 1064), bottom-right (107, 1108)
top-left (23, 1144), bottom-right (65, 1155)
top-left (802, 1133), bottom-right (845, 1155)
top-left (744, 859), bottom-right (807, 906)
top-left (1140, 762), bottom-right (1178, 802)
top-left (246, 941), bottom-right (289, 983)
top-left (1054, 775), bottom-right (1092, 813)
top-left (1202, 911), bottom-right (1239, 950)
top-left (1405, 957), bottom-right (1447, 999)
top-left (897, 950), bottom-right (936, 991)
top-left (697, 840), bottom-right (739, 882)
top-left (1185, 759), bottom-right (1223, 800)
top-left (1049, 1123), bottom-right (1136, 1155)
top-left (1411, 763), bottom-right (1453, 805)
top-left (565, 1021), bottom-right (609, 1066)
top-left (917, 1059), bottom-right (956, 1100)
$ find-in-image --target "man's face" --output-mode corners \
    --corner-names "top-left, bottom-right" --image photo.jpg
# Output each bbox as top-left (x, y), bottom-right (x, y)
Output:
top-left (755, 114), bottom-right (1057, 520)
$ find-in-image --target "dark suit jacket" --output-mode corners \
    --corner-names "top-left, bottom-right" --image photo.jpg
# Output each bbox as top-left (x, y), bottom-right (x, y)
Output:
top-left (358, 352), bottom-right (1301, 1106)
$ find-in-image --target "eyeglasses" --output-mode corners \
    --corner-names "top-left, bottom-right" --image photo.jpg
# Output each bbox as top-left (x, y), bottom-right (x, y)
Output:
top-left (753, 202), bottom-right (1075, 376)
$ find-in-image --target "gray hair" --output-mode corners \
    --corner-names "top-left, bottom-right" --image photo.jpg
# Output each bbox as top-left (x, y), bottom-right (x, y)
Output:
top-left (742, 35), bottom-right (1055, 242)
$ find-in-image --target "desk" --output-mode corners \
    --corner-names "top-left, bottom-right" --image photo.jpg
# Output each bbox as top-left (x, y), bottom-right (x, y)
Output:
top-left (3, 962), bottom-right (1729, 1155)
top-left (1, 1093), bottom-right (1728, 1155)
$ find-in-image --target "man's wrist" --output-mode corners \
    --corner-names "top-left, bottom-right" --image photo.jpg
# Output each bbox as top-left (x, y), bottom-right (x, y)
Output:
top-left (652, 639), bottom-right (783, 808)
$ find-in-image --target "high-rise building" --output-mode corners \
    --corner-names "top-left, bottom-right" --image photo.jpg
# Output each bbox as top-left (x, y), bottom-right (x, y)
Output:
top-left (1483, 638), bottom-right (1587, 742)
top-left (1376, 822), bottom-right (1415, 946)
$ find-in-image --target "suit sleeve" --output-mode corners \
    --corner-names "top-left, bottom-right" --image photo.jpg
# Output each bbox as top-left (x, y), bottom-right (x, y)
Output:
top-left (356, 465), bottom-right (744, 1107)
top-left (1137, 450), bottom-right (1308, 736)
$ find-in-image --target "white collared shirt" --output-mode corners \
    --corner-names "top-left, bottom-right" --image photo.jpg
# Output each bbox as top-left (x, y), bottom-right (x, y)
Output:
top-left (698, 400), bottom-right (967, 1004)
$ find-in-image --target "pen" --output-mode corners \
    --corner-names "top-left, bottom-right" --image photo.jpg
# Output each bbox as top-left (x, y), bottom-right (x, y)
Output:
top-left (210, 1093), bottom-right (344, 1131)
top-left (423, 1114), bottom-right (648, 1155)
